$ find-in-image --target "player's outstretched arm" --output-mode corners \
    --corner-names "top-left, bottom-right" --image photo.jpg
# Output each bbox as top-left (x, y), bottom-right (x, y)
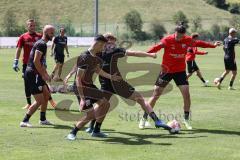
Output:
top-left (195, 50), bottom-right (208, 55)
top-left (96, 66), bottom-right (122, 81)
top-left (194, 40), bottom-right (221, 48)
top-left (126, 50), bottom-right (157, 58)
top-left (147, 42), bottom-right (165, 53)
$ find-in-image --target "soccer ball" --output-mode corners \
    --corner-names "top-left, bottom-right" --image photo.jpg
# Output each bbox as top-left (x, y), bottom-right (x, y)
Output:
top-left (167, 120), bottom-right (181, 134)
top-left (214, 77), bottom-right (220, 85)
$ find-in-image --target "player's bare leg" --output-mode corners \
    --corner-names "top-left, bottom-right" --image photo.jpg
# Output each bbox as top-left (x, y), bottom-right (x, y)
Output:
top-left (196, 70), bottom-right (208, 86)
top-left (51, 64), bottom-right (58, 79)
top-left (67, 99), bottom-right (110, 140)
top-left (22, 76), bottom-right (32, 109)
top-left (52, 63), bottom-right (62, 81)
top-left (148, 85), bottom-right (165, 109)
top-left (187, 73), bottom-right (193, 80)
top-left (178, 85), bottom-right (192, 130)
top-left (91, 99), bottom-right (110, 137)
top-left (58, 64), bottom-right (63, 79)
top-left (38, 85), bottom-right (53, 125)
top-left (139, 86), bottom-right (166, 129)
top-left (20, 93), bottom-right (44, 127)
top-left (216, 70), bottom-right (230, 89)
top-left (229, 71), bottom-right (237, 90)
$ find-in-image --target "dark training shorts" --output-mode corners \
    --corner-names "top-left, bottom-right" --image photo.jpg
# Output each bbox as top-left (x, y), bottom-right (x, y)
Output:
top-left (187, 60), bottom-right (199, 74)
top-left (73, 84), bottom-right (111, 111)
top-left (155, 71), bottom-right (189, 87)
top-left (54, 54), bottom-right (65, 64)
top-left (100, 79), bottom-right (135, 99)
top-left (224, 58), bottom-right (237, 71)
top-left (24, 69), bottom-right (47, 95)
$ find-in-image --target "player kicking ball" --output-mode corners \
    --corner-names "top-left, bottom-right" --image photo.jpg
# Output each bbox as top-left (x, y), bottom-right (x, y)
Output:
top-left (66, 35), bottom-right (122, 140)
top-left (186, 33), bottom-right (217, 86)
top-left (20, 25), bottom-right (55, 127)
top-left (81, 33), bottom-right (175, 136)
top-left (66, 35), bottom-right (174, 140)
top-left (139, 23), bottom-right (221, 130)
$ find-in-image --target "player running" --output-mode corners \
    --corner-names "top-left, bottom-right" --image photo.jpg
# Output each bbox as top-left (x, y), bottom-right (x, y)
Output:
top-left (214, 28), bottom-right (239, 90)
top-left (13, 19), bottom-right (56, 109)
top-left (139, 23), bottom-right (221, 130)
top-left (20, 25), bottom-right (55, 127)
top-left (51, 27), bottom-right (70, 81)
top-left (186, 33), bottom-right (214, 86)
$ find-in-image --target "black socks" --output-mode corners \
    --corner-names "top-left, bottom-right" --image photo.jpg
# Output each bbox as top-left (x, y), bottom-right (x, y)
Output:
top-left (26, 97), bottom-right (31, 105)
top-left (40, 112), bottom-right (46, 121)
top-left (23, 114), bottom-right (31, 122)
top-left (200, 78), bottom-right (206, 83)
top-left (71, 127), bottom-right (79, 135)
top-left (184, 111), bottom-right (190, 120)
top-left (149, 112), bottom-right (159, 122)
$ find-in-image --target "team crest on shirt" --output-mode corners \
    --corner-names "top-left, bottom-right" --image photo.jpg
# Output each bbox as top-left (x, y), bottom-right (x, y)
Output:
top-left (182, 44), bottom-right (187, 48)
top-left (170, 45), bottom-right (175, 50)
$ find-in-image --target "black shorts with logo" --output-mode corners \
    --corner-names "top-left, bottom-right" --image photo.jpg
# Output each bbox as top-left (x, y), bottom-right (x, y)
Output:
top-left (155, 71), bottom-right (189, 87)
top-left (224, 58), bottom-right (237, 71)
top-left (24, 69), bottom-right (47, 95)
top-left (73, 83), bottom-right (111, 111)
top-left (100, 78), bottom-right (135, 99)
top-left (54, 54), bottom-right (65, 64)
top-left (187, 60), bottom-right (199, 74)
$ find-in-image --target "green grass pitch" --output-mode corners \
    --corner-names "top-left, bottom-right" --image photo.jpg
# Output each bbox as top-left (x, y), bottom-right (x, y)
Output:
top-left (0, 45), bottom-right (240, 160)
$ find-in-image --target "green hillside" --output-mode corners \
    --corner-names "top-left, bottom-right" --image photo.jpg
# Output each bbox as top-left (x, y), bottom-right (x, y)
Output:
top-left (0, 0), bottom-right (235, 33)
top-left (227, 0), bottom-right (240, 3)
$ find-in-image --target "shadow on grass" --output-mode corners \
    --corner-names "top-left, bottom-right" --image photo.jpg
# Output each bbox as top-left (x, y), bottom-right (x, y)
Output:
top-left (32, 124), bottom-right (73, 130)
top-left (81, 130), bottom-right (207, 145)
top-left (190, 128), bottom-right (240, 136)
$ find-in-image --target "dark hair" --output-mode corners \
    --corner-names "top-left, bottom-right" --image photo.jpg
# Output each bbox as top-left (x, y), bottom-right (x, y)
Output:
top-left (94, 34), bottom-right (108, 42)
top-left (191, 33), bottom-right (199, 39)
top-left (60, 27), bottom-right (65, 33)
top-left (175, 22), bottom-right (186, 34)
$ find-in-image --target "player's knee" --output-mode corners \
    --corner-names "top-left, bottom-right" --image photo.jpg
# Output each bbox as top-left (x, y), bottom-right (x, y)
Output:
top-left (136, 96), bottom-right (145, 105)
top-left (102, 98), bottom-right (110, 106)
top-left (153, 88), bottom-right (163, 98)
top-left (226, 70), bottom-right (230, 74)
top-left (233, 71), bottom-right (237, 76)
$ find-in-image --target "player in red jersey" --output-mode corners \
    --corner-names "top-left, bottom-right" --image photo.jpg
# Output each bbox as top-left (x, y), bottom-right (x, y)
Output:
top-left (139, 23), bottom-right (221, 130)
top-left (13, 19), bottom-right (56, 109)
top-left (186, 33), bottom-right (213, 86)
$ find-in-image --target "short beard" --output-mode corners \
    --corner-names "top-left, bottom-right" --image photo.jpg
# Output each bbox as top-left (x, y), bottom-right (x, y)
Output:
top-left (46, 34), bottom-right (52, 41)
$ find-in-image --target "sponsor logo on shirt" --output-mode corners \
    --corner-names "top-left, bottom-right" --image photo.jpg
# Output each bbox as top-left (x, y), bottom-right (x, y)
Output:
top-left (182, 44), bottom-right (187, 48)
top-left (25, 42), bottom-right (35, 46)
top-left (169, 53), bottom-right (185, 58)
